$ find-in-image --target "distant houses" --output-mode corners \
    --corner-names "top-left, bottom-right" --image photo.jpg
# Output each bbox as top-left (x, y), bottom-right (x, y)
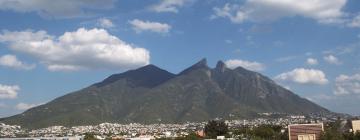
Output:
top-left (288, 123), bottom-right (323, 140)
top-left (0, 136), bottom-right (83, 140)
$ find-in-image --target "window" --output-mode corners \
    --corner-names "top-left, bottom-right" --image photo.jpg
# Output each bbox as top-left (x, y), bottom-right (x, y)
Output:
top-left (298, 134), bottom-right (316, 140)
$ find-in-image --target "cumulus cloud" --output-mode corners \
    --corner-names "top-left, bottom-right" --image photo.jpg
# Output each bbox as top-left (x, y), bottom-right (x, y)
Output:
top-left (0, 28), bottom-right (150, 71)
top-left (306, 58), bottom-right (318, 65)
top-left (97, 18), bottom-right (114, 28)
top-left (324, 55), bottom-right (341, 65)
top-left (0, 54), bottom-right (35, 70)
top-left (0, 84), bottom-right (20, 99)
top-left (334, 73), bottom-right (360, 95)
top-left (275, 68), bottom-right (328, 85)
top-left (129, 19), bottom-right (171, 34)
top-left (0, 0), bottom-right (116, 19)
top-left (211, 0), bottom-right (346, 24)
top-left (15, 102), bottom-right (40, 110)
top-left (225, 59), bottom-right (265, 71)
top-left (150, 0), bottom-right (190, 13)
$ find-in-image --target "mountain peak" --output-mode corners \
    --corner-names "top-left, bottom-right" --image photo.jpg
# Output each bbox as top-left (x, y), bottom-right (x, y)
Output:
top-left (215, 60), bottom-right (227, 72)
top-left (179, 58), bottom-right (209, 75)
top-left (195, 58), bottom-right (207, 67)
top-left (141, 64), bottom-right (157, 69)
top-left (135, 64), bottom-right (166, 73)
top-left (94, 64), bottom-right (175, 88)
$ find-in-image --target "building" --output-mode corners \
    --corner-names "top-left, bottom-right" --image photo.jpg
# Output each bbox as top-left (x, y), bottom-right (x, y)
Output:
top-left (288, 123), bottom-right (323, 140)
top-left (352, 120), bottom-right (360, 133)
top-left (216, 136), bottom-right (225, 140)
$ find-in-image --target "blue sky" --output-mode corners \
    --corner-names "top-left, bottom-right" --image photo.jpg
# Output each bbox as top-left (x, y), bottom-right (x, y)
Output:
top-left (0, 0), bottom-right (360, 117)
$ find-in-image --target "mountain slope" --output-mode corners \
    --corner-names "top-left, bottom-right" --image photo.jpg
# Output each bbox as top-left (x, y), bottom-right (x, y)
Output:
top-left (1, 59), bottom-right (329, 129)
top-left (1, 65), bottom-right (176, 128)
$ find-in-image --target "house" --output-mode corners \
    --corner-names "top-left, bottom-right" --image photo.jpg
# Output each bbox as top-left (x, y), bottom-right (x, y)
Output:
top-left (288, 123), bottom-right (324, 140)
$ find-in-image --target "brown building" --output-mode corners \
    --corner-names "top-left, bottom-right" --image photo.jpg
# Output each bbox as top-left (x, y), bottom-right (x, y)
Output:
top-left (288, 123), bottom-right (324, 140)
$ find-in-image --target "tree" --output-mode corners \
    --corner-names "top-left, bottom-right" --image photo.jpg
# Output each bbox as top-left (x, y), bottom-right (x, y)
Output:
top-left (84, 133), bottom-right (98, 140)
top-left (204, 120), bottom-right (229, 138)
top-left (233, 126), bottom-right (252, 138)
top-left (354, 132), bottom-right (360, 140)
top-left (320, 121), bottom-right (345, 140)
top-left (252, 125), bottom-right (276, 138)
top-left (232, 125), bottom-right (287, 140)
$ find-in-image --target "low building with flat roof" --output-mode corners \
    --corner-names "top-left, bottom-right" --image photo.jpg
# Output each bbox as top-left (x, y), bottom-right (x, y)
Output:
top-left (352, 120), bottom-right (360, 133)
top-left (288, 123), bottom-right (323, 140)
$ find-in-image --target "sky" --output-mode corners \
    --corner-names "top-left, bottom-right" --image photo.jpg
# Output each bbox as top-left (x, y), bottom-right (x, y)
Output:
top-left (0, 0), bottom-right (360, 117)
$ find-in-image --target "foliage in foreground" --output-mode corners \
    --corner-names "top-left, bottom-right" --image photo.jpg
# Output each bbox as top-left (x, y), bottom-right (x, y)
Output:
top-left (204, 120), bottom-right (229, 138)
top-left (320, 120), bottom-right (360, 140)
top-left (232, 125), bottom-right (288, 140)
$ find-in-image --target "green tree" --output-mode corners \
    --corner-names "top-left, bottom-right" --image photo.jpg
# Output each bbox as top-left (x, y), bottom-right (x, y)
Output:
top-left (320, 121), bottom-right (345, 140)
top-left (233, 126), bottom-right (252, 138)
top-left (84, 133), bottom-right (98, 140)
top-left (252, 125), bottom-right (276, 138)
top-left (354, 132), bottom-right (360, 140)
top-left (232, 125), bottom-right (288, 140)
top-left (204, 120), bottom-right (229, 138)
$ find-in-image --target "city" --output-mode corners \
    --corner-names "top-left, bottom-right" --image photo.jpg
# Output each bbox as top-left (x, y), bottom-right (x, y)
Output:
top-left (1, 113), bottom-right (359, 139)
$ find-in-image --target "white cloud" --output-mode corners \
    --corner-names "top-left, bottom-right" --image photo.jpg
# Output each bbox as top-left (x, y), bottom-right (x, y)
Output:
top-left (0, 84), bottom-right (20, 99)
top-left (129, 19), bottom-right (171, 34)
top-left (347, 14), bottom-right (360, 28)
top-left (211, 3), bottom-right (248, 23)
top-left (97, 18), bottom-right (114, 28)
top-left (150, 0), bottom-right (190, 13)
top-left (324, 55), bottom-right (341, 65)
top-left (0, 0), bottom-right (115, 19)
top-left (15, 102), bottom-right (39, 110)
top-left (306, 94), bottom-right (335, 101)
top-left (211, 0), bottom-right (347, 24)
top-left (334, 73), bottom-right (360, 95)
top-left (323, 43), bottom-right (360, 56)
top-left (283, 86), bottom-right (291, 90)
top-left (0, 28), bottom-right (150, 71)
top-left (225, 59), bottom-right (265, 71)
top-left (275, 68), bottom-right (328, 85)
top-left (0, 54), bottom-right (35, 70)
top-left (306, 58), bottom-right (318, 65)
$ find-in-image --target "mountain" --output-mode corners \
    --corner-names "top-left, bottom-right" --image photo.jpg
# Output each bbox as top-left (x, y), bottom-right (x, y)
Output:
top-left (0, 59), bottom-right (329, 129)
